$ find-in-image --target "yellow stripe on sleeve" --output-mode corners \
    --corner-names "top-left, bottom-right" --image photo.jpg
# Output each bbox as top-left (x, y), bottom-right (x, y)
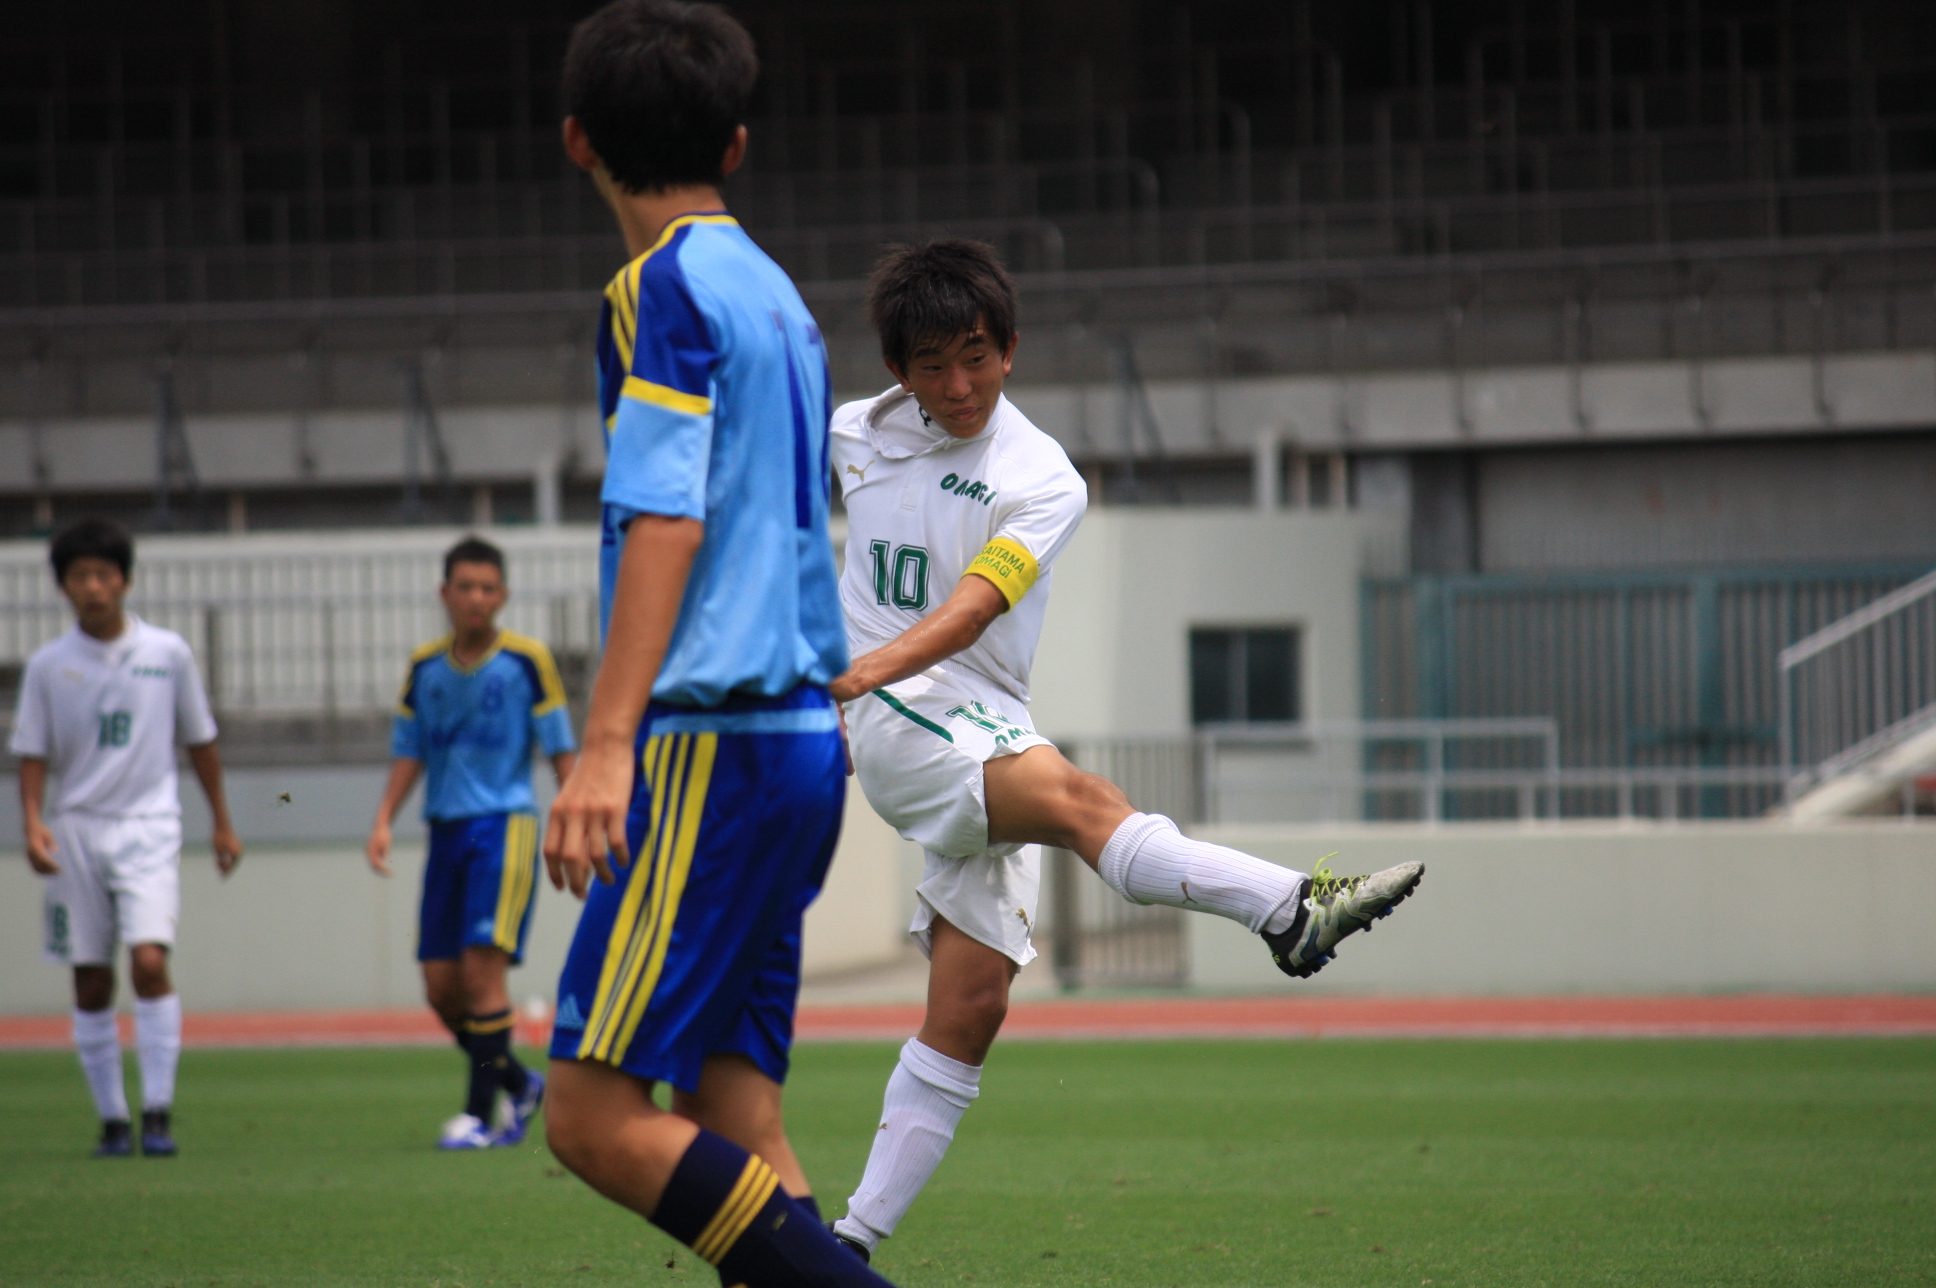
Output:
top-left (622, 374), bottom-right (712, 417)
top-left (965, 536), bottom-right (1042, 609)
top-left (501, 633), bottom-right (570, 715)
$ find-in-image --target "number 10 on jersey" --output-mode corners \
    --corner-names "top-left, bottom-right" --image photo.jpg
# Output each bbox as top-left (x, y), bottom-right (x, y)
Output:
top-left (869, 540), bottom-right (930, 611)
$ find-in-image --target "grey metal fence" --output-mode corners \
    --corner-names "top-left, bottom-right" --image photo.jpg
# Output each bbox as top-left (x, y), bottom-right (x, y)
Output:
top-left (1362, 562), bottom-right (1932, 818)
top-left (1780, 567), bottom-right (1936, 804)
top-left (0, 529), bottom-right (601, 718)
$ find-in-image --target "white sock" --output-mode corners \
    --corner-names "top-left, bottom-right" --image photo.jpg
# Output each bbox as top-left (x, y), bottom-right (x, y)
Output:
top-left (133, 994), bottom-right (182, 1111)
top-left (1097, 812), bottom-right (1308, 935)
top-left (836, 1038), bottom-right (982, 1250)
top-left (72, 1008), bottom-right (129, 1123)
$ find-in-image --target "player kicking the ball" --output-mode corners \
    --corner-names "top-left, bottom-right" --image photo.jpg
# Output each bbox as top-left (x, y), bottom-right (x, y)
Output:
top-left (825, 241), bottom-right (1424, 1261)
top-left (366, 536), bottom-right (576, 1150)
top-left (11, 518), bottom-right (244, 1159)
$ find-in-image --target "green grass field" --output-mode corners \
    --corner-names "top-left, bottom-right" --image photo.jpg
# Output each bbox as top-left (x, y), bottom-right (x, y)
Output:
top-left (1, 1038), bottom-right (1932, 1287)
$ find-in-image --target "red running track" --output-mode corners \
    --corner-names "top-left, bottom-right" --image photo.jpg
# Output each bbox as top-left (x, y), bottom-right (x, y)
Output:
top-left (2, 994), bottom-right (1934, 1050)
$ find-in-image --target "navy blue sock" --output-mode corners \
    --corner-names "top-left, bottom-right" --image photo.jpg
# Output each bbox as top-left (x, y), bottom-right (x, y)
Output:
top-left (718, 1193), bottom-right (825, 1286)
top-left (460, 1010), bottom-right (522, 1121)
top-left (654, 1129), bottom-right (895, 1286)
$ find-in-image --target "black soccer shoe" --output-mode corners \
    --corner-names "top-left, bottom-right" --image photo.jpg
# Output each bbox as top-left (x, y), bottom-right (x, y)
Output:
top-left (94, 1119), bottom-right (133, 1157)
top-left (1262, 862), bottom-right (1425, 979)
top-left (827, 1223), bottom-right (872, 1264)
top-left (140, 1108), bottom-right (178, 1157)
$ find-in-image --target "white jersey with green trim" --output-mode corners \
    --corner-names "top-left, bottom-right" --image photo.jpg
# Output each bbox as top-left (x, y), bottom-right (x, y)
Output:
top-left (831, 386), bottom-right (1087, 706)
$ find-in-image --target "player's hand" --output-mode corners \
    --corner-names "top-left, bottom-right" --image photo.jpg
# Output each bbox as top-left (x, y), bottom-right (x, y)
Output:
top-left (828, 668), bottom-right (867, 704)
top-left (365, 823), bottom-right (392, 877)
top-left (24, 820), bottom-right (58, 876)
top-left (544, 741), bottom-right (631, 900)
top-left (211, 825), bottom-right (244, 878)
top-left (836, 701), bottom-right (854, 776)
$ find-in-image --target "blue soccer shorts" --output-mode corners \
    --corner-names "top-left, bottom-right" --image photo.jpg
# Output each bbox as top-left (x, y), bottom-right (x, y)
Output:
top-left (550, 685), bottom-right (845, 1093)
top-left (418, 811), bottom-right (541, 964)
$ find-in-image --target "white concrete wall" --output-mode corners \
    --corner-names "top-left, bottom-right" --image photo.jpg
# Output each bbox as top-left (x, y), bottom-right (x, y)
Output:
top-left (1028, 507), bottom-right (1402, 739)
top-left (1187, 822), bottom-right (1936, 994)
top-left (0, 777), bottom-right (912, 1017)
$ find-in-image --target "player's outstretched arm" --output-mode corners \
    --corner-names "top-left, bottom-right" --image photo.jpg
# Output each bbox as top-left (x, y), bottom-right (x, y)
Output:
top-left (365, 757), bottom-right (424, 876)
top-left (829, 574), bottom-right (1008, 702)
top-left (186, 741), bottom-right (243, 877)
top-left (544, 514), bottom-right (702, 900)
top-left (18, 757), bottom-right (57, 876)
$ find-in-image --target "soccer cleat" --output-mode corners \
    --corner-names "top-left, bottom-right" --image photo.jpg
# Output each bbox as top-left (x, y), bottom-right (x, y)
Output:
top-left (94, 1119), bottom-right (134, 1158)
top-left (140, 1108), bottom-right (177, 1157)
top-left (1262, 860), bottom-right (1424, 979)
top-left (492, 1070), bottom-right (545, 1146)
top-left (828, 1223), bottom-right (872, 1264)
top-left (438, 1112), bottom-right (496, 1150)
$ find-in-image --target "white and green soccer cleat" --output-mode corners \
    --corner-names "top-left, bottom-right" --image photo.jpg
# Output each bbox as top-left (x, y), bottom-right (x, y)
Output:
top-left (1262, 860), bottom-right (1424, 979)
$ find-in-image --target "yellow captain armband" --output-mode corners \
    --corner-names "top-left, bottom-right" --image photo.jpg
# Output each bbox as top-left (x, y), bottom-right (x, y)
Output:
top-left (965, 537), bottom-right (1041, 609)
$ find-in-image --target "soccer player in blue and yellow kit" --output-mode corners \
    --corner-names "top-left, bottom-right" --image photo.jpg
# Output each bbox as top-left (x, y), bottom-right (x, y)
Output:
top-left (540, 4), bottom-right (899, 1286)
top-left (366, 536), bottom-right (577, 1149)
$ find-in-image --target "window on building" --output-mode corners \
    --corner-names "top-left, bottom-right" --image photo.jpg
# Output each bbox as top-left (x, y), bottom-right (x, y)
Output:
top-left (1189, 626), bottom-right (1300, 725)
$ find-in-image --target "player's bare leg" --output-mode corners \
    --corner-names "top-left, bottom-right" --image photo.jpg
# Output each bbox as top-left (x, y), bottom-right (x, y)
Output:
top-left (546, 1058), bottom-right (701, 1211)
top-left (983, 744), bottom-right (1422, 977)
top-left (833, 919), bottom-right (1013, 1258)
top-left (917, 919), bottom-right (1017, 1065)
top-left (671, 1054), bottom-right (812, 1202)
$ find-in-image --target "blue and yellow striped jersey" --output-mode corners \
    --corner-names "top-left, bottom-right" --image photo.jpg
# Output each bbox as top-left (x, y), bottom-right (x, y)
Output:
top-left (393, 631), bottom-right (577, 820)
top-left (596, 212), bottom-right (848, 707)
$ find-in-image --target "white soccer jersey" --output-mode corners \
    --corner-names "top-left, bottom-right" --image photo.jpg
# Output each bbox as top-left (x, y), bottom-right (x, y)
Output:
top-left (8, 615), bottom-right (218, 818)
top-left (832, 386), bottom-right (1087, 704)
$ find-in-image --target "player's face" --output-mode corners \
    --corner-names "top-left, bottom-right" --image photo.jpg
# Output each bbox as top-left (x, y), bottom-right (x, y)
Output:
top-left (441, 561), bottom-right (508, 635)
top-left (892, 324), bottom-right (1017, 440)
top-left (59, 557), bottom-right (129, 636)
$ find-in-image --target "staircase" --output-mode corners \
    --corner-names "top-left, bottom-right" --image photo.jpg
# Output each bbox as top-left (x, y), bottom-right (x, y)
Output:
top-left (1781, 568), bottom-right (1936, 821)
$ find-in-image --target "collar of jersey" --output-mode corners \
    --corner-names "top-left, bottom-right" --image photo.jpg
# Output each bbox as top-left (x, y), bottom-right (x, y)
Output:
top-left (630, 211), bottom-right (739, 268)
top-left (863, 387), bottom-right (1005, 461)
top-left (443, 632), bottom-right (504, 675)
top-left (72, 614), bottom-right (141, 656)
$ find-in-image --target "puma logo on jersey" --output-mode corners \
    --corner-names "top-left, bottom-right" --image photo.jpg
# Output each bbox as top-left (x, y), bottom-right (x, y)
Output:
top-left (938, 471), bottom-right (997, 505)
top-left (846, 462), bottom-right (871, 483)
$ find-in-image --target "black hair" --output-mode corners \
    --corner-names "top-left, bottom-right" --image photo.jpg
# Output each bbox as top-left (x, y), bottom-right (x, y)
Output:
top-left (564, 0), bottom-right (759, 194)
top-left (443, 536), bottom-right (506, 583)
top-left (867, 240), bottom-right (1019, 372)
top-left (50, 517), bottom-right (133, 583)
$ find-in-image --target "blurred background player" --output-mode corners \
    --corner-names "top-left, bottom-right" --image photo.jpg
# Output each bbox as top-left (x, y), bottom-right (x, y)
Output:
top-left (538, 3), bottom-right (899, 1285)
top-left (366, 535), bottom-right (576, 1149)
top-left (10, 517), bottom-right (243, 1159)
top-left (824, 242), bottom-right (1424, 1260)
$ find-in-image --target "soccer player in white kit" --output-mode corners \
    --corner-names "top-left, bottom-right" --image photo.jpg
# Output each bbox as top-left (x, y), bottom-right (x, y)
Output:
top-left (825, 242), bottom-right (1425, 1261)
top-left (10, 519), bottom-right (243, 1158)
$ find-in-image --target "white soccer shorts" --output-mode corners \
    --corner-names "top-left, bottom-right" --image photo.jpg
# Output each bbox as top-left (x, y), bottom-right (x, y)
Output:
top-left (845, 675), bottom-right (1053, 966)
top-left (42, 813), bottom-right (182, 966)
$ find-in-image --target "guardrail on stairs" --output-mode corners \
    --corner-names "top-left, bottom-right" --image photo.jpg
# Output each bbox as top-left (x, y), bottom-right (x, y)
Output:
top-left (1779, 566), bottom-right (1936, 810)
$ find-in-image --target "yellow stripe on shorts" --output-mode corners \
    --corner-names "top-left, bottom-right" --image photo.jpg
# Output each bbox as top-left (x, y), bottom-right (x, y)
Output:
top-left (492, 813), bottom-right (538, 953)
top-left (577, 731), bottom-right (718, 1064)
top-left (692, 1156), bottom-right (781, 1264)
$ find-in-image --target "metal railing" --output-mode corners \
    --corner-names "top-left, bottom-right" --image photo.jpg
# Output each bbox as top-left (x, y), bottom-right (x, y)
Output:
top-left (1057, 722), bottom-right (1818, 826)
top-left (0, 529), bottom-right (601, 719)
top-left (1779, 567), bottom-right (1936, 804)
top-left (1363, 563), bottom-right (1933, 819)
